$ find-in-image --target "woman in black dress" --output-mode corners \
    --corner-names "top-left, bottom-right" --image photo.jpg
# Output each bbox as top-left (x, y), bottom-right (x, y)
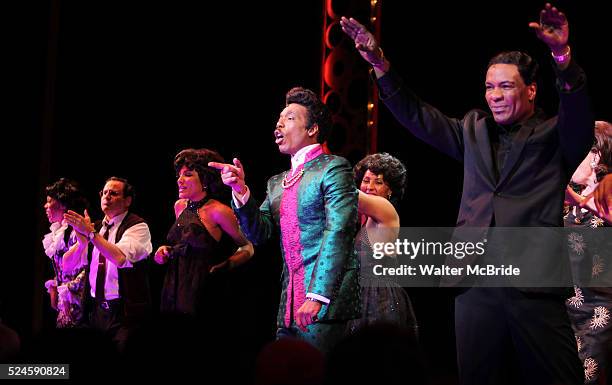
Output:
top-left (348, 153), bottom-right (418, 338)
top-left (154, 148), bottom-right (254, 321)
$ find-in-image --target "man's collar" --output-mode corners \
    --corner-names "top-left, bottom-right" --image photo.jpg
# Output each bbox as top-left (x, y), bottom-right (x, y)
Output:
top-left (290, 143), bottom-right (321, 171)
top-left (104, 211), bottom-right (128, 227)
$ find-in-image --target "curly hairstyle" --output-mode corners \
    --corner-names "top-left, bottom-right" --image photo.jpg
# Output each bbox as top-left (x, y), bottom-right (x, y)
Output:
top-left (354, 153), bottom-right (407, 208)
top-left (45, 178), bottom-right (89, 213)
top-left (174, 148), bottom-right (226, 200)
top-left (488, 51), bottom-right (539, 86)
top-left (593, 121), bottom-right (612, 181)
top-left (285, 87), bottom-right (332, 143)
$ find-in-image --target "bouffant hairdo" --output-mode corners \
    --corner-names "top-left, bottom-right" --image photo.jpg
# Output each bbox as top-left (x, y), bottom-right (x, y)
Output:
top-left (174, 148), bottom-right (226, 199)
top-left (354, 153), bottom-right (407, 208)
top-left (45, 178), bottom-right (89, 213)
top-left (593, 121), bottom-right (612, 181)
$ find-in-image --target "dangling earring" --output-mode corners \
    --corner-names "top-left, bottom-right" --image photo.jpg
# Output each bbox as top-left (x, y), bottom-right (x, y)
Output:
top-left (590, 153), bottom-right (599, 185)
top-left (590, 154), bottom-right (598, 169)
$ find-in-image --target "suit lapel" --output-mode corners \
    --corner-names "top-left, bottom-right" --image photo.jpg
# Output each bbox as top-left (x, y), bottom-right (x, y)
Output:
top-left (474, 119), bottom-right (496, 186)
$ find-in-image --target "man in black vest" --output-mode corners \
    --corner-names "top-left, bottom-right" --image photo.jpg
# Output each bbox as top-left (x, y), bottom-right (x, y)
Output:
top-left (65, 177), bottom-right (152, 351)
top-left (342, 3), bottom-right (593, 385)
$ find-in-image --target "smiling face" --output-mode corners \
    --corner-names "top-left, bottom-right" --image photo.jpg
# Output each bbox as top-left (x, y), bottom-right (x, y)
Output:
top-left (360, 170), bottom-right (392, 199)
top-left (485, 63), bottom-right (536, 125)
top-left (274, 103), bottom-right (318, 156)
top-left (177, 165), bottom-right (206, 201)
top-left (44, 196), bottom-right (66, 223)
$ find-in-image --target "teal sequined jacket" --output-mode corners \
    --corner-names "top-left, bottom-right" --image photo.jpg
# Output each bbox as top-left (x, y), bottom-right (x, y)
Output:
top-left (233, 153), bottom-right (360, 326)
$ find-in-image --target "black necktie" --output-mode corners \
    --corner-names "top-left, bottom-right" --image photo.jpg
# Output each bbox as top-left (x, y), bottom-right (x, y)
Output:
top-left (95, 221), bottom-right (113, 300)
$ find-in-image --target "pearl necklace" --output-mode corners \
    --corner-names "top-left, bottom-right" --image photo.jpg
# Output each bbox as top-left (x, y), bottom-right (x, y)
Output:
top-left (282, 169), bottom-right (305, 189)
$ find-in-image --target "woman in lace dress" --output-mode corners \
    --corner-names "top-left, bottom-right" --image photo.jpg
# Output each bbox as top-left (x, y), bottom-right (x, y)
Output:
top-left (43, 178), bottom-right (89, 328)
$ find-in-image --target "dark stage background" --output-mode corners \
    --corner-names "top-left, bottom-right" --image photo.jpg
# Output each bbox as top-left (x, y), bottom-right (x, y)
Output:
top-left (6, 0), bottom-right (611, 382)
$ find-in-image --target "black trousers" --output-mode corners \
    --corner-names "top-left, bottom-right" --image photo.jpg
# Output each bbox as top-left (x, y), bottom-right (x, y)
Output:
top-left (90, 298), bottom-right (131, 353)
top-left (455, 287), bottom-right (583, 385)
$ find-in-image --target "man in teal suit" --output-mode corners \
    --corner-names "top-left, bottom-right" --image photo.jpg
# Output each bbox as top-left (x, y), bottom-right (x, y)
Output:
top-left (210, 87), bottom-right (360, 353)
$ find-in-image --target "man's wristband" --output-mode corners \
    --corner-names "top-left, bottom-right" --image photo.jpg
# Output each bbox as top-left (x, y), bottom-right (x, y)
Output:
top-left (552, 45), bottom-right (571, 64)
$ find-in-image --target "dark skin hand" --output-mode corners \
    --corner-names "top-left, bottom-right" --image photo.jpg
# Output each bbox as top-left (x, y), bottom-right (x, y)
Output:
top-left (528, 3), bottom-right (569, 55)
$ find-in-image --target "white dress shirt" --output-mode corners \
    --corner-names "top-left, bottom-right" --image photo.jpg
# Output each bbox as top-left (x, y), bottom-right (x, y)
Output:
top-left (88, 211), bottom-right (152, 300)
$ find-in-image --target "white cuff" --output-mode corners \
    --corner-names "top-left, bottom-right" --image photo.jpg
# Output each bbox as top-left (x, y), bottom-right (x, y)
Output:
top-left (306, 293), bottom-right (330, 305)
top-left (232, 186), bottom-right (251, 208)
top-left (44, 279), bottom-right (58, 293)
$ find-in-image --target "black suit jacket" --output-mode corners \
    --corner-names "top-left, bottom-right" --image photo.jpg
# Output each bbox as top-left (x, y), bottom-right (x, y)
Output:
top-left (377, 62), bottom-right (593, 228)
top-left (377, 61), bottom-right (594, 291)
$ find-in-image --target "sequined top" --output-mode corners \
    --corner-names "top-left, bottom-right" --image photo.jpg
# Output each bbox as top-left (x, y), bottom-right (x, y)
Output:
top-left (348, 226), bottom-right (418, 336)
